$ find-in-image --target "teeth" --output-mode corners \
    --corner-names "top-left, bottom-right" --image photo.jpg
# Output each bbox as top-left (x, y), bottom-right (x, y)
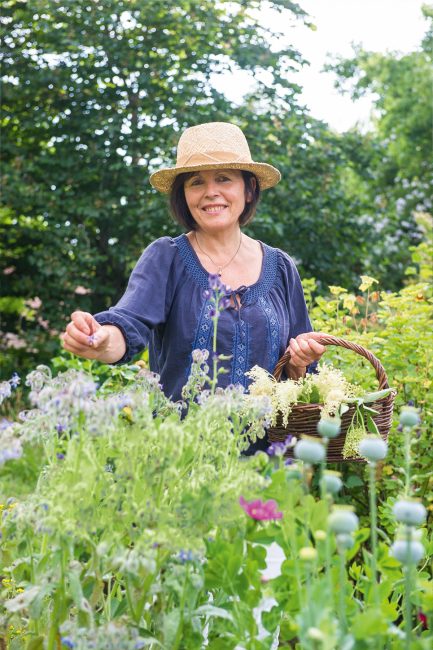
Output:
top-left (203, 206), bottom-right (226, 213)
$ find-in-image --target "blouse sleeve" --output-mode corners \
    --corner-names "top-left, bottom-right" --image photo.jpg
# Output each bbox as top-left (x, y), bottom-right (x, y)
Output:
top-left (94, 237), bottom-right (178, 364)
top-left (278, 250), bottom-right (318, 374)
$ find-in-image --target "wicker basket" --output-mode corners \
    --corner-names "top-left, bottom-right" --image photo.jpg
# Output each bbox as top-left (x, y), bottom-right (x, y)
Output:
top-left (267, 334), bottom-right (396, 462)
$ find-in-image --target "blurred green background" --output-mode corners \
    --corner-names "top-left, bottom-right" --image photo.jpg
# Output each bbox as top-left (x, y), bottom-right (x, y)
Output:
top-left (1, 0), bottom-right (432, 378)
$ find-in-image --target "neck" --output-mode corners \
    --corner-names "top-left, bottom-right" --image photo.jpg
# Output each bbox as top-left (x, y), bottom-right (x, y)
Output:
top-left (194, 226), bottom-right (241, 253)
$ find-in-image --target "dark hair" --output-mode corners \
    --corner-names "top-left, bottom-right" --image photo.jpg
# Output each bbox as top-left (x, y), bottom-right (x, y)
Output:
top-left (169, 170), bottom-right (261, 230)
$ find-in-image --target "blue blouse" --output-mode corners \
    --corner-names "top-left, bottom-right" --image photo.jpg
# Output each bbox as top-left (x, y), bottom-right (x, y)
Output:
top-left (94, 234), bottom-right (314, 403)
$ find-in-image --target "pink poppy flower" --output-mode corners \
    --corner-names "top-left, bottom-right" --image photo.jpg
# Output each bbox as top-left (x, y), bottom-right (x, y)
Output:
top-left (239, 496), bottom-right (283, 521)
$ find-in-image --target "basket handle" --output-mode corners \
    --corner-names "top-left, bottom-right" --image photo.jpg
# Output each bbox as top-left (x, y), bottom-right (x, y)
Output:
top-left (272, 334), bottom-right (390, 390)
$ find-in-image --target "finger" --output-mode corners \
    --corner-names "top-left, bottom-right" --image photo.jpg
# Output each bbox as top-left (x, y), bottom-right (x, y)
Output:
top-left (308, 339), bottom-right (326, 355)
top-left (66, 321), bottom-right (95, 347)
top-left (289, 338), bottom-right (311, 365)
top-left (71, 311), bottom-right (97, 336)
top-left (61, 333), bottom-right (99, 359)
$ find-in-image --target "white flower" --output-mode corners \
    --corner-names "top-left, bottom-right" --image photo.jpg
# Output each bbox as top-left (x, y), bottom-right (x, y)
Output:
top-left (5, 586), bottom-right (41, 612)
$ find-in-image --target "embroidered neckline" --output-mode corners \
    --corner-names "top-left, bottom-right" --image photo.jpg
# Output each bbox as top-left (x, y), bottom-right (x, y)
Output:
top-left (174, 233), bottom-right (277, 302)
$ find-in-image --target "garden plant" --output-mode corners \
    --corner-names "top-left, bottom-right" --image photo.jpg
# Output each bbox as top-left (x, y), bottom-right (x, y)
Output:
top-left (0, 228), bottom-right (432, 649)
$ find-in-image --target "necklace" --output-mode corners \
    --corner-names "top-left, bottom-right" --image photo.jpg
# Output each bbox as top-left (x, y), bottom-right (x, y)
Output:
top-left (194, 231), bottom-right (243, 277)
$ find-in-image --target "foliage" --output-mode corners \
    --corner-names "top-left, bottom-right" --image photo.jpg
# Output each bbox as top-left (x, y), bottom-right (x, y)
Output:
top-left (0, 358), bottom-right (432, 648)
top-left (3, 1), bottom-right (431, 377)
top-left (305, 217), bottom-right (433, 524)
top-left (326, 4), bottom-right (432, 287)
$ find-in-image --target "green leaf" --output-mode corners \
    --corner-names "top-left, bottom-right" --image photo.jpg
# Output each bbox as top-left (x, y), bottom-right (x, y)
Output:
top-left (351, 608), bottom-right (388, 639)
top-left (194, 604), bottom-right (235, 622)
top-left (366, 414), bottom-right (379, 435)
top-left (363, 388), bottom-right (394, 403)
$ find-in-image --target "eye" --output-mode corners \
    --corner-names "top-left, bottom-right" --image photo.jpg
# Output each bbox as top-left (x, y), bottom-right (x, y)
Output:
top-left (216, 175), bottom-right (231, 182)
top-left (187, 176), bottom-right (202, 187)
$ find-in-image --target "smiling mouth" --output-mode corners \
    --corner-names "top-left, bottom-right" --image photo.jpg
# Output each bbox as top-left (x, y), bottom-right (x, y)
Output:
top-left (201, 205), bottom-right (228, 213)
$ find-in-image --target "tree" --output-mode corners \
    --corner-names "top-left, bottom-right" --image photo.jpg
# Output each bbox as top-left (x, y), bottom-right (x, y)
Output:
top-left (1, 0), bottom-right (310, 374)
top-left (325, 4), bottom-right (432, 284)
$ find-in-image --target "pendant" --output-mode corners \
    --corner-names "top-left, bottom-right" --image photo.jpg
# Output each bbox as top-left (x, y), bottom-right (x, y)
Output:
top-left (217, 267), bottom-right (223, 276)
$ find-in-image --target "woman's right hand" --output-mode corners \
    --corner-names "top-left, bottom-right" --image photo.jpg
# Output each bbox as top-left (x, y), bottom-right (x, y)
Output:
top-left (60, 311), bottom-right (125, 362)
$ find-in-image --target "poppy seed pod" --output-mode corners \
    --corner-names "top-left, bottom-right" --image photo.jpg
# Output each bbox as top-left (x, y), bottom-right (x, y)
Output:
top-left (323, 470), bottom-right (343, 495)
top-left (336, 533), bottom-right (355, 550)
top-left (328, 507), bottom-right (359, 534)
top-left (391, 539), bottom-right (425, 565)
top-left (399, 407), bottom-right (420, 428)
top-left (317, 417), bottom-right (341, 438)
top-left (359, 436), bottom-right (388, 462)
top-left (294, 437), bottom-right (326, 464)
top-left (393, 499), bottom-right (427, 526)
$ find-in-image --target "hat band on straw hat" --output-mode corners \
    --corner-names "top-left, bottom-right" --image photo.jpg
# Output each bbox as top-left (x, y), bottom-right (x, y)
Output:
top-left (180, 150), bottom-right (246, 167)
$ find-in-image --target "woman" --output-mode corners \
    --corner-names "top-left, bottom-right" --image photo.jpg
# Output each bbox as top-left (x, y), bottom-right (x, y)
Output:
top-left (61, 122), bottom-right (325, 410)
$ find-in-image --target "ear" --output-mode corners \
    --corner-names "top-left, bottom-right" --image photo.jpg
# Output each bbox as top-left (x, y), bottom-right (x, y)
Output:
top-left (245, 176), bottom-right (257, 203)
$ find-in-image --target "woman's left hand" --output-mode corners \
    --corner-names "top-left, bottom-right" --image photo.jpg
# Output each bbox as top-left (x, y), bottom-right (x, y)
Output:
top-left (286, 332), bottom-right (326, 369)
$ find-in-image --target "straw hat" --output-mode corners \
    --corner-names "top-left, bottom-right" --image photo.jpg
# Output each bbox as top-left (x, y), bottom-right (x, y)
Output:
top-left (149, 122), bottom-right (281, 193)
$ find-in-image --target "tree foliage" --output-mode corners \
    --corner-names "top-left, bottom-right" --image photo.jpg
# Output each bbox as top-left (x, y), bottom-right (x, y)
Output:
top-left (326, 3), bottom-right (432, 283)
top-left (1, 0), bottom-right (431, 377)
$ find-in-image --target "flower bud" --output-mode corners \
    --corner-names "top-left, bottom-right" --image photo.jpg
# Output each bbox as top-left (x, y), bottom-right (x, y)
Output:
top-left (294, 437), bottom-right (326, 464)
top-left (393, 499), bottom-right (427, 526)
top-left (359, 436), bottom-right (387, 462)
top-left (317, 417), bottom-right (341, 438)
top-left (323, 470), bottom-right (343, 495)
top-left (328, 506), bottom-right (359, 534)
top-left (399, 407), bottom-right (420, 428)
top-left (299, 547), bottom-right (318, 562)
top-left (391, 539), bottom-right (425, 565)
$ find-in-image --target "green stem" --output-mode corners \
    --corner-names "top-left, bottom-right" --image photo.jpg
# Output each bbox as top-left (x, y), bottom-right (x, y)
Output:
top-left (368, 461), bottom-right (379, 607)
top-left (338, 549), bottom-right (347, 633)
top-left (404, 425), bottom-right (412, 496)
top-left (404, 528), bottom-right (413, 648)
top-left (324, 499), bottom-right (334, 609)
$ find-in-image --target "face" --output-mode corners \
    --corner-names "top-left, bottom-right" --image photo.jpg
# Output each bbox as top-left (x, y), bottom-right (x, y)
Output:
top-left (183, 169), bottom-right (253, 233)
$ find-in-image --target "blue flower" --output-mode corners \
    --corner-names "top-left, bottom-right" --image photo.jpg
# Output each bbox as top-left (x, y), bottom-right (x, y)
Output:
top-left (178, 549), bottom-right (193, 563)
top-left (10, 373), bottom-right (20, 389)
top-left (60, 637), bottom-right (75, 649)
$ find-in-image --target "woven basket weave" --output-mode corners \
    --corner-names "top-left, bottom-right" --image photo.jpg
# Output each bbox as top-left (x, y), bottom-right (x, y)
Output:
top-left (267, 335), bottom-right (396, 462)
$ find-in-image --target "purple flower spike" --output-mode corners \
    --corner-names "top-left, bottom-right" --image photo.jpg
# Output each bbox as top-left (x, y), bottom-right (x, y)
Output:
top-left (220, 296), bottom-right (231, 310)
top-left (208, 273), bottom-right (223, 291)
top-left (239, 495), bottom-right (283, 521)
top-left (267, 435), bottom-right (293, 457)
top-left (209, 307), bottom-right (217, 318)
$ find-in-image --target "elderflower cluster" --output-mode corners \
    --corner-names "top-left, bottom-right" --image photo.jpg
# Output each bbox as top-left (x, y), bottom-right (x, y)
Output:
top-left (246, 362), bottom-right (361, 426)
top-left (311, 364), bottom-right (360, 418)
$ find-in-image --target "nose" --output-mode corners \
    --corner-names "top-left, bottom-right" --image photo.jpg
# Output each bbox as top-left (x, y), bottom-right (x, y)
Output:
top-left (203, 180), bottom-right (221, 198)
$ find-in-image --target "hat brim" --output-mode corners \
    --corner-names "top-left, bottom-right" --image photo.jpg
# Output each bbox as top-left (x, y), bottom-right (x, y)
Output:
top-left (149, 161), bottom-right (281, 193)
